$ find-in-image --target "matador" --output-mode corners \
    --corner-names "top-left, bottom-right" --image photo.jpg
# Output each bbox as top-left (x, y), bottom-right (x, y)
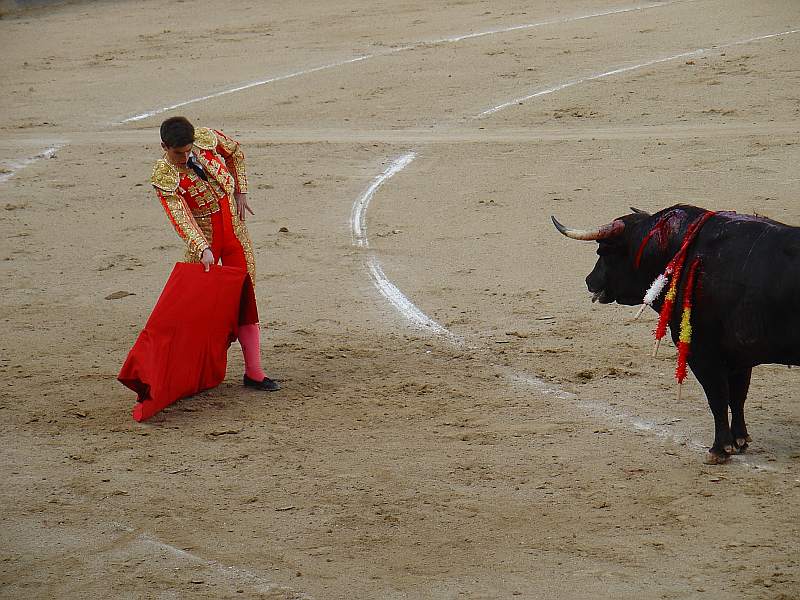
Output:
top-left (151, 116), bottom-right (280, 392)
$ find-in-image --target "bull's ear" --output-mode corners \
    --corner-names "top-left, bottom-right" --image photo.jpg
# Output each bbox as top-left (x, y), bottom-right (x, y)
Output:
top-left (630, 206), bottom-right (650, 215)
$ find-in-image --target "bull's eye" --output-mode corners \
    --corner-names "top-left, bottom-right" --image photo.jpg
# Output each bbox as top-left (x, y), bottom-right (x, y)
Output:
top-left (596, 243), bottom-right (625, 257)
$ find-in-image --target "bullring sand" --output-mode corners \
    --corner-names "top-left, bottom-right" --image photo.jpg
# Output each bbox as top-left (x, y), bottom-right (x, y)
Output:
top-left (1, 1), bottom-right (799, 598)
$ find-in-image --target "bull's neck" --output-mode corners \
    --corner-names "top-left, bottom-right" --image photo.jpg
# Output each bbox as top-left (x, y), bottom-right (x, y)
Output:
top-left (634, 206), bottom-right (709, 274)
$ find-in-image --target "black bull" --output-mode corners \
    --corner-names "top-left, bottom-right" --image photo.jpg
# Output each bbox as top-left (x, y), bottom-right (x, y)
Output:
top-left (553, 204), bottom-right (800, 463)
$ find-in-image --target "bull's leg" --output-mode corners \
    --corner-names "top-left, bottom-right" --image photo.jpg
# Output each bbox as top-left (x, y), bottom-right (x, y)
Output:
top-left (729, 367), bottom-right (753, 452)
top-left (689, 358), bottom-right (735, 464)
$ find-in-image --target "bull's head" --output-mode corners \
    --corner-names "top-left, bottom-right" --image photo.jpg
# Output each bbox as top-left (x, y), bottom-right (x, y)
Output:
top-left (552, 208), bottom-right (653, 306)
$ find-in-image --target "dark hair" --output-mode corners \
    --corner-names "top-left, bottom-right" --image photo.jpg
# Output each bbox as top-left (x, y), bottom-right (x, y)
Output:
top-left (160, 116), bottom-right (195, 148)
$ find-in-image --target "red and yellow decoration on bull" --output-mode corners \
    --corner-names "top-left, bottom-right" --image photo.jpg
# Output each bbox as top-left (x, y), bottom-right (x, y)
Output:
top-left (638, 211), bottom-right (715, 389)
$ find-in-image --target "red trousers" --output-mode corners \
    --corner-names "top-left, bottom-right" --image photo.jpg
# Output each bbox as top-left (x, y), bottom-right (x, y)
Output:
top-left (211, 199), bottom-right (258, 325)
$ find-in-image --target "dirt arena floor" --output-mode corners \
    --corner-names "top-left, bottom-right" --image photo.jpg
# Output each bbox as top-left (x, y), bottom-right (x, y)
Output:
top-left (2, 1), bottom-right (800, 598)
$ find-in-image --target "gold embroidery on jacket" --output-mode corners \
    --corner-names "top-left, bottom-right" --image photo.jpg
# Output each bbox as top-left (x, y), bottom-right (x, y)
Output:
top-left (151, 159), bottom-right (179, 192)
top-left (226, 193), bottom-right (256, 280)
top-left (196, 151), bottom-right (235, 198)
top-left (195, 215), bottom-right (213, 247)
top-left (183, 171), bottom-right (221, 217)
top-left (156, 189), bottom-right (209, 261)
top-left (214, 129), bottom-right (248, 193)
top-left (193, 127), bottom-right (218, 150)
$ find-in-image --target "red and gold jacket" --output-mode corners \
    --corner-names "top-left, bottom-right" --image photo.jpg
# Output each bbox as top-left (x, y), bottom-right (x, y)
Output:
top-left (150, 127), bottom-right (255, 278)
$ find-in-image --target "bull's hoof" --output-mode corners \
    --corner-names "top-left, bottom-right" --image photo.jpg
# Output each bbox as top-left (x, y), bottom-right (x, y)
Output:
top-left (735, 438), bottom-right (749, 453)
top-left (723, 443), bottom-right (736, 455)
top-left (704, 450), bottom-right (731, 465)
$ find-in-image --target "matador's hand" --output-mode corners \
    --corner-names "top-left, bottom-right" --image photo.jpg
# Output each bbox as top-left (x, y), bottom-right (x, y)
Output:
top-left (234, 192), bottom-right (255, 221)
top-left (200, 248), bottom-right (215, 272)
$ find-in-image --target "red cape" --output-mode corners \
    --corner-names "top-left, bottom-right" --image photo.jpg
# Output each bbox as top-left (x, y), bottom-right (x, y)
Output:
top-left (118, 263), bottom-right (256, 422)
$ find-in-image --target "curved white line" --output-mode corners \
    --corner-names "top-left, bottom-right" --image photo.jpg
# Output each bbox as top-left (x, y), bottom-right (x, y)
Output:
top-left (507, 371), bottom-right (776, 470)
top-left (117, 1), bottom-right (682, 124)
top-left (366, 256), bottom-right (453, 336)
top-left (350, 153), bottom-right (461, 340)
top-left (509, 372), bottom-right (778, 469)
top-left (477, 29), bottom-right (800, 117)
top-left (433, 1), bottom-right (683, 44)
top-left (477, 50), bottom-right (702, 117)
top-left (507, 371), bottom-right (704, 448)
top-left (351, 152), bottom-right (416, 247)
top-left (137, 533), bottom-right (313, 598)
top-left (119, 55), bottom-right (373, 124)
top-left (0, 144), bottom-right (64, 184)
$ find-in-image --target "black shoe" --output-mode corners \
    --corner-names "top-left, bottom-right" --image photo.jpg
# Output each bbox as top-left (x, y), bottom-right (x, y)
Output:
top-left (243, 374), bottom-right (281, 391)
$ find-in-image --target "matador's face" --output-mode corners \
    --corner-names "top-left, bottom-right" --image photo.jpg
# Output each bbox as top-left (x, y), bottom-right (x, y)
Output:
top-left (162, 142), bottom-right (193, 167)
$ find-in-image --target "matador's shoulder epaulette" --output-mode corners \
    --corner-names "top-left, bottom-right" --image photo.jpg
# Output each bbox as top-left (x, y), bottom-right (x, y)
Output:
top-left (193, 127), bottom-right (218, 150)
top-left (151, 159), bottom-right (179, 192)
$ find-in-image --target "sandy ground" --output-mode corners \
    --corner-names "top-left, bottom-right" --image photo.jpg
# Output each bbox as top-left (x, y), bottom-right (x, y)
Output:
top-left (1, 0), bottom-right (800, 598)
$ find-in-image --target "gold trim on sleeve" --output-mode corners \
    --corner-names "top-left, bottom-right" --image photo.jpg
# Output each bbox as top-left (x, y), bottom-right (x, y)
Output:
top-left (157, 189), bottom-right (210, 261)
top-left (214, 129), bottom-right (248, 194)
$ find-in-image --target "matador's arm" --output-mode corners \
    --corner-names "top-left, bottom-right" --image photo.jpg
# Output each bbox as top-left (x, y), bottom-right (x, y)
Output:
top-left (213, 129), bottom-right (248, 194)
top-left (152, 160), bottom-right (209, 260)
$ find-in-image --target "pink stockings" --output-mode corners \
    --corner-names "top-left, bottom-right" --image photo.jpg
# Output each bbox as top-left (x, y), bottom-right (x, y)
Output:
top-left (237, 323), bottom-right (266, 381)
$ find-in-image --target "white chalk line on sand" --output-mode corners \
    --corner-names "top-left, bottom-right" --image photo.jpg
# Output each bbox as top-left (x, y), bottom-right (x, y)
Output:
top-left (117, 0), bottom-right (682, 124)
top-left (350, 152), bottom-right (459, 340)
top-left (433, 0), bottom-right (683, 44)
top-left (350, 151), bottom-right (416, 248)
top-left (0, 144), bottom-right (64, 184)
top-left (508, 372), bottom-right (702, 448)
top-left (509, 372), bottom-right (777, 470)
top-left (122, 527), bottom-right (312, 598)
top-left (477, 28), bottom-right (800, 117)
top-left (119, 55), bottom-right (372, 124)
top-left (366, 256), bottom-right (454, 338)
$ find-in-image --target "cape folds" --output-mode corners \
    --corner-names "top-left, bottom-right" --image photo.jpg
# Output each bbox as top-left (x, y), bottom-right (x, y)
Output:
top-left (118, 263), bottom-right (256, 421)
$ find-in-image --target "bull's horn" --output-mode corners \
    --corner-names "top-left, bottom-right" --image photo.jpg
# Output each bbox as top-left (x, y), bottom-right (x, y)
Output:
top-left (551, 216), bottom-right (625, 241)
top-left (630, 206), bottom-right (650, 215)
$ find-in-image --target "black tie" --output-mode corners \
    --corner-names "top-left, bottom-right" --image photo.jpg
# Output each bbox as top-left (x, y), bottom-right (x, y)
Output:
top-left (187, 156), bottom-right (208, 181)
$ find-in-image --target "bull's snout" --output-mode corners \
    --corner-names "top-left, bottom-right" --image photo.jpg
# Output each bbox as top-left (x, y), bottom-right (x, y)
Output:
top-left (588, 288), bottom-right (613, 303)
top-left (586, 274), bottom-right (612, 304)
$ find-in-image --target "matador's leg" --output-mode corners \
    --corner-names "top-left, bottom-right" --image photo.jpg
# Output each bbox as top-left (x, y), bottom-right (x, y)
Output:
top-left (214, 203), bottom-right (279, 392)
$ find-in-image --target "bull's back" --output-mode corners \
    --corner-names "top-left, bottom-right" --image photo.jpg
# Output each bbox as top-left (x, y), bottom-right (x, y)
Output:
top-left (695, 217), bottom-right (800, 367)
